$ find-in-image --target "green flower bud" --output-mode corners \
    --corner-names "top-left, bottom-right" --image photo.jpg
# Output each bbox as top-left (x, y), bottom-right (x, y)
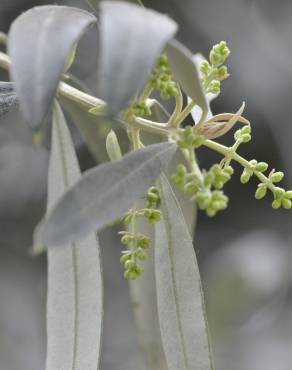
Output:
top-left (255, 162), bottom-right (268, 172)
top-left (204, 172), bottom-right (215, 186)
top-left (206, 207), bottom-right (216, 217)
top-left (234, 130), bottom-right (242, 140)
top-left (124, 260), bottom-right (136, 270)
top-left (241, 125), bottom-right (251, 134)
top-left (124, 270), bottom-right (132, 279)
top-left (271, 172), bottom-right (284, 183)
top-left (240, 170), bottom-right (251, 184)
top-left (249, 159), bottom-right (258, 166)
top-left (120, 253), bottom-right (132, 264)
top-left (224, 165), bottom-right (234, 175)
top-left (213, 180), bottom-right (224, 190)
top-left (217, 65), bottom-right (228, 79)
top-left (135, 265), bottom-right (144, 275)
top-left (137, 235), bottom-right (151, 249)
top-left (196, 192), bottom-right (210, 210)
top-left (136, 250), bottom-right (147, 260)
top-left (241, 133), bottom-right (251, 143)
top-left (176, 164), bottom-right (187, 176)
top-left (282, 198), bottom-right (292, 209)
top-left (210, 41), bottom-right (230, 66)
top-left (122, 214), bottom-right (133, 225)
top-left (208, 80), bottom-right (221, 94)
top-left (274, 187), bottom-right (285, 198)
top-left (121, 234), bottom-right (135, 245)
top-left (255, 185), bottom-right (267, 200)
top-left (184, 181), bottom-right (197, 195)
top-left (272, 199), bottom-right (281, 209)
top-left (200, 60), bottom-right (210, 76)
top-left (285, 190), bottom-right (292, 199)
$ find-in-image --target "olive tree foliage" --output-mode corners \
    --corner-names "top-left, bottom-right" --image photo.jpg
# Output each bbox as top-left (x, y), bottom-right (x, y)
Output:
top-left (0, 1), bottom-right (290, 369)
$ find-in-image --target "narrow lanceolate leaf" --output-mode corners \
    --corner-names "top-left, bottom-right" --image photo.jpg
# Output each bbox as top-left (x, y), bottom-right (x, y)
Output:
top-left (0, 81), bottom-right (18, 118)
top-left (8, 6), bottom-right (96, 128)
top-left (99, 1), bottom-right (177, 116)
top-left (155, 174), bottom-right (214, 370)
top-left (46, 102), bottom-right (102, 370)
top-left (43, 142), bottom-right (177, 247)
top-left (190, 54), bottom-right (217, 124)
top-left (166, 41), bottom-right (208, 123)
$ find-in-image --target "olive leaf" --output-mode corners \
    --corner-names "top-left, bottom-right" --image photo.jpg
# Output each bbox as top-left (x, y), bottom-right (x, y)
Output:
top-left (155, 174), bottom-right (214, 370)
top-left (0, 81), bottom-right (18, 118)
top-left (43, 141), bottom-right (177, 247)
top-left (166, 41), bottom-right (208, 123)
top-left (8, 5), bottom-right (96, 128)
top-left (99, 1), bottom-right (177, 116)
top-left (45, 102), bottom-right (103, 370)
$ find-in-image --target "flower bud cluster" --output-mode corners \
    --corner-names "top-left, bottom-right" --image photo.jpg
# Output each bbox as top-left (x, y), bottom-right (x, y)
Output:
top-left (234, 125), bottom-right (252, 143)
top-left (131, 100), bottom-right (152, 117)
top-left (150, 54), bottom-right (178, 100)
top-left (119, 186), bottom-right (161, 279)
top-left (177, 126), bottom-right (204, 149)
top-left (200, 41), bottom-right (230, 94)
top-left (171, 162), bottom-right (231, 217)
top-left (238, 158), bottom-right (292, 209)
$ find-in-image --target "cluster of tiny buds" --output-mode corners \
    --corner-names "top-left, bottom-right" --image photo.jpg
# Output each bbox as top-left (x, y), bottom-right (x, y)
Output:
top-left (177, 126), bottom-right (204, 149)
top-left (150, 54), bottom-right (179, 100)
top-left (131, 100), bottom-right (152, 117)
top-left (200, 41), bottom-right (230, 94)
top-left (119, 187), bottom-right (161, 279)
top-left (234, 125), bottom-right (252, 143)
top-left (172, 163), bottom-right (231, 217)
top-left (240, 159), bottom-right (292, 209)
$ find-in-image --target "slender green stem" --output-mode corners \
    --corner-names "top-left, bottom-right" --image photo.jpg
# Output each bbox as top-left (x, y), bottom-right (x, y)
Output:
top-left (176, 100), bottom-right (196, 126)
top-left (202, 139), bottom-right (276, 192)
top-left (140, 82), bottom-right (153, 101)
top-left (167, 85), bottom-right (183, 128)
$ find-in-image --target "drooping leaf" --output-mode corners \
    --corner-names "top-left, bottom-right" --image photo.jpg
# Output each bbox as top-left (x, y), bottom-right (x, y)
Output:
top-left (155, 174), bottom-right (214, 370)
top-left (0, 81), bottom-right (18, 118)
top-left (45, 102), bottom-right (103, 370)
top-left (166, 41), bottom-right (208, 123)
top-left (8, 5), bottom-right (96, 128)
top-left (59, 95), bottom-right (109, 164)
top-left (99, 1), bottom-right (177, 116)
top-left (43, 141), bottom-right (176, 247)
top-left (189, 54), bottom-right (217, 124)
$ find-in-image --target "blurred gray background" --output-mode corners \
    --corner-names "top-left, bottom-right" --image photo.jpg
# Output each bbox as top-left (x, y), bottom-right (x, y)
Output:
top-left (1, 0), bottom-right (292, 369)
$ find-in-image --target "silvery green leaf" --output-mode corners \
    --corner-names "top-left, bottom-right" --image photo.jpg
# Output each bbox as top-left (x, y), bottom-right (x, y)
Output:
top-left (189, 54), bottom-right (218, 124)
top-left (155, 174), bottom-right (214, 370)
top-left (0, 82), bottom-right (18, 118)
top-left (99, 1), bottom-right (177, 116)
top-left (8, 6), bottom-right (96, 128)
top-left (43, 141), bottom-right (177, 246)
top-left (166, 40), bottom-right (208, 122)
top-left (59, 96), bottom-right (109, 164)
top-left (45, 102), bottom-right (102, 370)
